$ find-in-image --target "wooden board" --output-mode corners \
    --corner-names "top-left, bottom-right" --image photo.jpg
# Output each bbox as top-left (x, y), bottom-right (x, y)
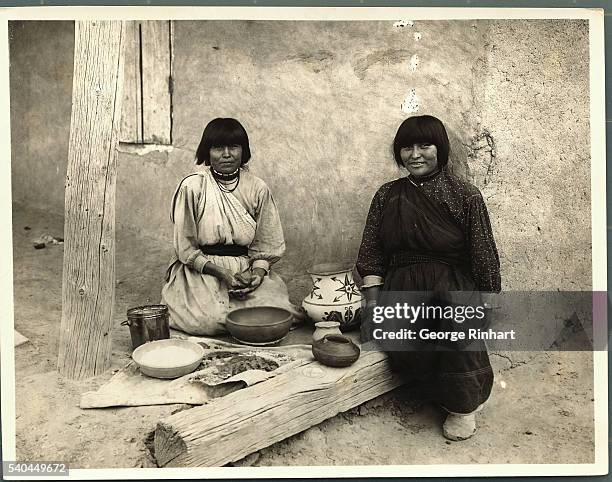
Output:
top-left (58, 21), bottom-right (125, 380)
top-left (119, 21), bottom-right (142, 143)
top-left (154, 350), bottom-right (402, 467)
top-left (141, 21), bottom-right (171, 144)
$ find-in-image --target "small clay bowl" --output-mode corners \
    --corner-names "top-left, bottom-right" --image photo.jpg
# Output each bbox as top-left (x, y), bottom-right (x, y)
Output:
top-left (226, 306), bottom-right (293, 346)
top-left (312, 334), bottom-right (360, 367)
top-left (132, 339), bottom-right (204, 379)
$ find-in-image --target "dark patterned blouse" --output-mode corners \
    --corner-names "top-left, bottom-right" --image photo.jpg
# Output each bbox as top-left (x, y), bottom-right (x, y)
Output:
top-left (356, 170), bottom-right (501, 293)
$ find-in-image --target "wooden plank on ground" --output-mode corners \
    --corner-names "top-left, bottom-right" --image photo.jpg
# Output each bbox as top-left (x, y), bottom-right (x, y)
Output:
top-left (58, 20), bottom-right (125, 380)
top-left (141, 20), bottom-right (171, 144)
top-left (119, 21), bottom-right (142, 143)
top-left (154, 350), bottom-right (402, 467)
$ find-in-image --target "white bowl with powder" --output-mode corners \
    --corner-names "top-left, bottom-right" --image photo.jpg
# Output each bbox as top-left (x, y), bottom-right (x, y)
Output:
top-left (132, 339), bottom-right (204, 379)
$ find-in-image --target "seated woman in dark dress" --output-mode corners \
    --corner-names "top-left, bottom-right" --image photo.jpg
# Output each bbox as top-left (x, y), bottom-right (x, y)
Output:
top-left (356, 115), bottom-right (501, 441)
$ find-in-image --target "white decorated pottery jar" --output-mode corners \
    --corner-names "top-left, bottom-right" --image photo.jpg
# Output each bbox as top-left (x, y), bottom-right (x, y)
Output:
top-left (301, 263), bottom-right (362, 332)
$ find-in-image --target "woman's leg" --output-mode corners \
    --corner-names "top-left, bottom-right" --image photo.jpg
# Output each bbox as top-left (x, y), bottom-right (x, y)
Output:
top-left (436, 350), bottom-right (493, 440)
top-left (161, 263), bottom-right (230, 335)
top-left (436, 350), bottom-right (494, 414)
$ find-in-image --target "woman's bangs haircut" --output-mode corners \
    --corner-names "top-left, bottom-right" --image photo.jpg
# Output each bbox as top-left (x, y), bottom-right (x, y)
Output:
top-left (393, 115), bottom-right (450, 168)
top-left (195, 118), bottom-right (252, 165)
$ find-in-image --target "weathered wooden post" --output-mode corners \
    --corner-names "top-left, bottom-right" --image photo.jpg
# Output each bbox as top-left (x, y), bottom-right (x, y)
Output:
top-left (58, 20), bottom-right (125, 379)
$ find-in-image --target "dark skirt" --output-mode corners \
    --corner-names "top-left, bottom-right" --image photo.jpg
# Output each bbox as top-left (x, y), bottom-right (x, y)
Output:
top-left (382, 261), bottom-right (493, 414)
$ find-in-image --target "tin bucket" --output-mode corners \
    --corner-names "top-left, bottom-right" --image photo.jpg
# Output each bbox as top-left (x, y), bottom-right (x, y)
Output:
top-left (121, 304), bottom-right (170, 350)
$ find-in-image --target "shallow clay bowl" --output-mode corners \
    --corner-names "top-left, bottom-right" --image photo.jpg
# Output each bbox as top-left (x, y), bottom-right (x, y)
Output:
top-left (132, 339), bottom-right (204, 379)
top-left (226, 306), bottom-right (293, 346)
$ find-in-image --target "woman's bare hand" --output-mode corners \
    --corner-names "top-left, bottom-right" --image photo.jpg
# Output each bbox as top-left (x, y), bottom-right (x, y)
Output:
top-left (228, 268), bottom-right (265, 298)
top-left (220, 269), bottom-right (248, 290)
top-left (202, 261), bottom-right (247, 290)
top-left (234, 270), bottom-right (254, 286)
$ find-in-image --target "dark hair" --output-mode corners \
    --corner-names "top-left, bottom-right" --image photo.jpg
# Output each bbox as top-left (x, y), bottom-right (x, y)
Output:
top-left (393, 115), bottom-right (450, 169)
top-left (195, 118), bottom-right (252, 166)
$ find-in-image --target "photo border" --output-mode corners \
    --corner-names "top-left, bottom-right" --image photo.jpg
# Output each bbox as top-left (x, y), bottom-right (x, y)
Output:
top-left (0, 5), bottom-right (607, 479)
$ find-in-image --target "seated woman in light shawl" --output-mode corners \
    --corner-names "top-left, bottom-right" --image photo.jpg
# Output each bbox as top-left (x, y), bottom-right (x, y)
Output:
top-left (161, 118), bottom-right (301, 335)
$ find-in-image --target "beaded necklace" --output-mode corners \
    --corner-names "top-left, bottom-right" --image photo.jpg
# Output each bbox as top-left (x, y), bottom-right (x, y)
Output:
top-left (212, 167), bottom-right (240, 193)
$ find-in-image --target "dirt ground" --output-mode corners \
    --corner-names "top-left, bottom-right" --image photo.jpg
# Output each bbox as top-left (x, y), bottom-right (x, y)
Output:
top-left (9, 204), bottom-right (595, 469)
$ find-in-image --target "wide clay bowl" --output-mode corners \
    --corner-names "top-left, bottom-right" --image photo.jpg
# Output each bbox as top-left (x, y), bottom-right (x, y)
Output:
top-left (312, 334), bottom-right (361, 367)
top-left (226, 306), bottom-right (293, 346)
top-left (132, 339), bottom-right (204, 379)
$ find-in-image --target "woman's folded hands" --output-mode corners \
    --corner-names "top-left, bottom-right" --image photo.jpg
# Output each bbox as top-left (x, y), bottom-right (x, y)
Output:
top-left (201, 261), bottom-right (266, 298)
top-left (227, 267), bottom-right (266, 298)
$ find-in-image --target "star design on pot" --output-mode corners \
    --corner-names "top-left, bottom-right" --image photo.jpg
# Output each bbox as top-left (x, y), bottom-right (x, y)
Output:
top-left (309, 278), bottom-right (323, 300)
top-left (331, 274), bottom-right (360, 302)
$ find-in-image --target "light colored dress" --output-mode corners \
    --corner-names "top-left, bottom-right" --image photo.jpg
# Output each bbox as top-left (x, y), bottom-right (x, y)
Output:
top-left (161, 167), bottom-right (301, 335)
